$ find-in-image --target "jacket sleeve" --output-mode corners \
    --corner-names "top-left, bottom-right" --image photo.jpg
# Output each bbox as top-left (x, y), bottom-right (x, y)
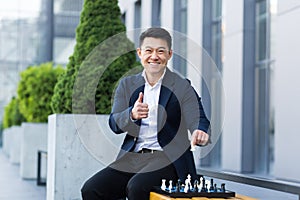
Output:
top-left (181, 81), bottom-right (210, 134)
top-left (108, 78), bottom-right (140, 136)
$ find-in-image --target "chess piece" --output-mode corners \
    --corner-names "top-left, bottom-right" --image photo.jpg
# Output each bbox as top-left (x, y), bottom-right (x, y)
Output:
top-left (190, 141), bottom-right (196, 151)
top-left (176, 179), bottom-right (182, 192)
top-left (209, 179), bottom-right (214, 191)
top-left (199, 176), bottom-right (203, 192)
top-left (186, 174), bottom-right (192, 191)
top-left (201, 177), bottom-right (206, 192)
top-left (193, 180), bottom-right (199, 192)
top-left (168, 180), bottom-right (173, 192)
top-left (161, 179), bottom-right (166, 191)
top-left (206, 180), bottom-right (211, 192)
top-left (214, 183), bottom-right (218, 192)
top-left (221, 183), bottom-right (226, 192)
top-left (184, 179), bottom-right (189, 193)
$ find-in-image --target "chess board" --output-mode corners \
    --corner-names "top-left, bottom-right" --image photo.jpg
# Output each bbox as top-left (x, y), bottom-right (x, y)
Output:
top-left (152, 175), bottom-right (235, 198)
top-left (152, 186), bottom-right (235, 198)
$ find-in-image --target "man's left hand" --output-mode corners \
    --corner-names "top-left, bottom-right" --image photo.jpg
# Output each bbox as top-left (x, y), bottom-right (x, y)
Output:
top-left (191, 130), bottom-right (209, 146)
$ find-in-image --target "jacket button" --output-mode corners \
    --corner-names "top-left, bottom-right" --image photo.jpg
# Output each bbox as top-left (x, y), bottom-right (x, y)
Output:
top-left (134, 137), bottom-right (137, 141)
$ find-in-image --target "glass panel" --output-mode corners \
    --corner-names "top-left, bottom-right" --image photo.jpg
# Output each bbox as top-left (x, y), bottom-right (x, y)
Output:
top-left (256, 0), bottom-right (267, 61)
top-left (255, 0), bottom-right (273, 175)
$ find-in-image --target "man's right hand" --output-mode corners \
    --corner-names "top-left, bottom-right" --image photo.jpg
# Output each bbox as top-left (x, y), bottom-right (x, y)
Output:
top-left (131, 92), bottom-right (149, 120)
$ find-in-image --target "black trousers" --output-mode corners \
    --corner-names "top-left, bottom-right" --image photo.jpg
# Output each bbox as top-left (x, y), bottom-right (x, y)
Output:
top-left (81, 151), bottom-right (178, 200)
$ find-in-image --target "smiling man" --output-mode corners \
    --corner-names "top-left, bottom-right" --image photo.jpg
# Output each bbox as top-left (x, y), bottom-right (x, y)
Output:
top-left (81, 27), bottom-right (210, 200)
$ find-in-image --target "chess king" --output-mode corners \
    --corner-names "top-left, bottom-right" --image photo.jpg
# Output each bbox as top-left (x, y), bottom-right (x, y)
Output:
top-left (81, 27), bottom-right (211, 200)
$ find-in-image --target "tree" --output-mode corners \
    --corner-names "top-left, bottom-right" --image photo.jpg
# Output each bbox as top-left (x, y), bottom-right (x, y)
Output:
top-left (51, 0), bottom-right (139, 114)
top-left (17, 63), bottom-right (64, 122)
top-left (2, 97), bottom-right (26, 129)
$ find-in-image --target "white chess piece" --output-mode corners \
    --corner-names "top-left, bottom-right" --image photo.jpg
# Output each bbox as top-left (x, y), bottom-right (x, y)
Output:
top-left (187, 174), bottom-right (192, 190)
top-left (168, 180), bottom-right (173, 192)
top-left (206, 180), bottom-right (211, 192)
top-left (190, 141), bottom-right (196, 151)
top-left (161, 179), bottom-right (166, 191)
top-left (184, 179), bottom-right (189, 193)
top-left (199, 177), bottom-right (203, 191)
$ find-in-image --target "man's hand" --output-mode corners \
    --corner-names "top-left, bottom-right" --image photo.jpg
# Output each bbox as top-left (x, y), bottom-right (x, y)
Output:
top-left (191, 129), bottom-right (209, 146)
top-left (131, 92), bottom-right (149, 120)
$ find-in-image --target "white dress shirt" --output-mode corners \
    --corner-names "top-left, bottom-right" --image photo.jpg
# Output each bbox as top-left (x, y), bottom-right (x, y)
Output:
top-left (134, 69), bottom-right (166, 152)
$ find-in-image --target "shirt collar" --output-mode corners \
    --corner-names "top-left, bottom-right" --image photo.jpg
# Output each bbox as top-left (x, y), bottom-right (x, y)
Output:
top-left (142, 68), bottom-right (166, 88)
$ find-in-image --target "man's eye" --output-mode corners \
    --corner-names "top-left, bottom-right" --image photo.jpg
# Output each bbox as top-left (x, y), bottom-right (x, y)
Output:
top-left (158, 50), bottom-right (166, 54)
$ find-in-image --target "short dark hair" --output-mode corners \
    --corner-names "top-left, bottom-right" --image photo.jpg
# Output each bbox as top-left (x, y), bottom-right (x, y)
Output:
top-left (139, 27), bottom-right (172, 50)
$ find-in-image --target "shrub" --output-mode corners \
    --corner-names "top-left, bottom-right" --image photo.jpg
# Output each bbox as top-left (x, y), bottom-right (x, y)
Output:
top-left (51, 0), bottom-right (138, 114)
top-left (2, 97), bottom-right (26, 129)
top-left (17, 63), bottom-right (64, 122)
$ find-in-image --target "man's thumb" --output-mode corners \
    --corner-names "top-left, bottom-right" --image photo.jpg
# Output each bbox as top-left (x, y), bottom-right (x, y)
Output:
top-left (137, 92), bottom-right (143, 103)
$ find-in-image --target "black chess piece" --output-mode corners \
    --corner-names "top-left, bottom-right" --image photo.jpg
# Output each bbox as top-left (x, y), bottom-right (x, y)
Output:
top-left (193, 180), bottom-right (199, 192)
top-left (213, 183), bottom-right (218, 192)
top-left (221, 183), bottom-right (226, 192)
top-left (209, 179), bottom-right (214, 191)
top-left (201, 177), bottom-right (206, 192)
top-left (176, 179), bottom-right (182, 192)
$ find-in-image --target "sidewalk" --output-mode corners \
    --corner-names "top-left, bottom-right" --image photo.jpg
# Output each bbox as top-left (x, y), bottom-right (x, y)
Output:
top-left (0, 148), bottom-right (46, 200)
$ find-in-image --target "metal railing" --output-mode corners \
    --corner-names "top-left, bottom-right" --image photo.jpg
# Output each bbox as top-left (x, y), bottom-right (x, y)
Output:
top-left (197, 169), bottom-right (300, 200)
top-left (37, 150), bottom-right (47, 186)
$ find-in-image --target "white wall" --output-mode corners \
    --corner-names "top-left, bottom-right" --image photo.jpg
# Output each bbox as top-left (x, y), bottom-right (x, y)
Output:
top-left (273, 0), bottom-right (300, 182)
top-left (141, 0), bottom-right (152, 28)
top-left (221, 0), bottom-right (244, 172)
top-left (186, 0), bottom-right (203, 95)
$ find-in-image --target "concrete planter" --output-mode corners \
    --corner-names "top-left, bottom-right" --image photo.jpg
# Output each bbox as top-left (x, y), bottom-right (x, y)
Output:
top-left (9, 126), bottom-right (23, 164)
top-left (2, 126), bottom-right (22, 160)
top-left (2, 127), bottom-right (13, 157)
top-left (47, 114), bottom-right (125, 200)
top-left (20, 122), bottom-right (48, 179)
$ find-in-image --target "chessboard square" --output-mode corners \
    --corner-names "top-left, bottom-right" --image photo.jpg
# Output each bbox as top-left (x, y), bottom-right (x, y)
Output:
top-left (150, 192), bottom-right (174, 200)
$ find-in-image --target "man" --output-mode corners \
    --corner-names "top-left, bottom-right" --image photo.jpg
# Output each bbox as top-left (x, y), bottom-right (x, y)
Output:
top-left (81, 27), bottom-right (210, 200)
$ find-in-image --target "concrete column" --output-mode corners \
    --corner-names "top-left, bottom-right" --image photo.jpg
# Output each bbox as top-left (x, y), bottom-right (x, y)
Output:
top-left (273, 0), bottom-right (300, 182)
top-left (221, 0), bottom-right (244, 172)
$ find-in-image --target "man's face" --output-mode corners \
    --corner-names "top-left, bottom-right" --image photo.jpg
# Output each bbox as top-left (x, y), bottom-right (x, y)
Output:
top-left (137, 37), bottom-right (172, 76)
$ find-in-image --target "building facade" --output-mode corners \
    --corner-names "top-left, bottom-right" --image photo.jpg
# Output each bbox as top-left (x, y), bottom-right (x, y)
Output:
top-left (118, 0), bottom-right (300, 183)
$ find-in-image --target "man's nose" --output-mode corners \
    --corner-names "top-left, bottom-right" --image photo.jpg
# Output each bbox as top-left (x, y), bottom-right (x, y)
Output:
top-left (150, 51), bottom-right (159, 59)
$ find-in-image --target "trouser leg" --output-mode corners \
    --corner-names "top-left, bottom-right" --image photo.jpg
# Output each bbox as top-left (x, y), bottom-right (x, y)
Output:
top-left (126, 152), bottom-right (178, 200)
top-left (81, 166), bottom-right (132, 200)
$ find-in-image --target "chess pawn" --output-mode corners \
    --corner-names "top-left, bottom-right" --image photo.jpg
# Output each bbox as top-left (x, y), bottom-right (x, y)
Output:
top-left (221, 183), bottom-right (226, 192)
top-left (199, 177), bottom-right (203, 192)
top-left (206, 180), bottom-right (211, 192)
top-left (161, 179), bottom-right (166, 191)
top-left (168, 180), bottom-right (173, 192)
top-left (193, 180), bottom-right (199, 192)
top-left (213, 183), bottom-right (218, 192)
top-left (176, 179), bottom-right (182, 192)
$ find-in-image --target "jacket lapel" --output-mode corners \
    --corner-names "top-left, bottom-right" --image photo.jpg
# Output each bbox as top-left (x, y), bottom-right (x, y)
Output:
top-left (158, 68), bottom-right (175, 131)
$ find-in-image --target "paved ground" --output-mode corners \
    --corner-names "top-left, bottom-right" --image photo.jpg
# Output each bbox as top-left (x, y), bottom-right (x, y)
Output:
top-left (0, 148), bottom-right (46, 200)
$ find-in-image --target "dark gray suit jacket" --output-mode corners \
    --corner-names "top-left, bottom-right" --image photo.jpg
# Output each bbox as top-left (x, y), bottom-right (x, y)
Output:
top-left (109, 67), bottom-right (210, 180)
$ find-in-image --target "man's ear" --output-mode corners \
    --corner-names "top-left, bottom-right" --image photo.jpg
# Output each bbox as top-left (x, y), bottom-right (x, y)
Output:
top-left (168, 49), bottom-right (173, 58)
top-left (136, 48), bottom-right (142, 57)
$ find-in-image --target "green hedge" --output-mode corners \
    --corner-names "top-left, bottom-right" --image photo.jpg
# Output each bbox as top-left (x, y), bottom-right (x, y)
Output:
top-left (2, 97), bottom-right (26, 129)
top-left (51, 0), bottom-right (138, 114)
top-left (17, 63), bottom-right (64, 122)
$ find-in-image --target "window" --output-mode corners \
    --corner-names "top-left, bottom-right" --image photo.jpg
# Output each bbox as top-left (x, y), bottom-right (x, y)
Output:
top-left (201, 0), bottom-right (223, 168)
top-left (173, 0), bottom-right (187, 76)
top-left (152, 0), bottom-right (161, 27)
top-left (134, 0), bottom-right (141, 48)
top-left (254, 0), bottom-right (274, 174)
